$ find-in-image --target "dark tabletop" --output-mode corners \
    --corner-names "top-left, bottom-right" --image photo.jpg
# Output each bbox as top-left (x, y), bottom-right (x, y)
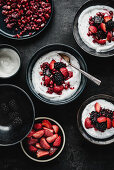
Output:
top-left (0, 0), bottom-right (114, 170)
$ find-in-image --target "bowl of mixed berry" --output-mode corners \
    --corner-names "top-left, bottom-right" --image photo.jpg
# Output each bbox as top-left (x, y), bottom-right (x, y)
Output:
top-left (20, 117), bottom-right (65, 162)
top-left (77, 94), bottom-right (114, 145)
top-left (0, 0), bottom-right (53, 40)
top-left (27, 44), bottom-right (87, 105)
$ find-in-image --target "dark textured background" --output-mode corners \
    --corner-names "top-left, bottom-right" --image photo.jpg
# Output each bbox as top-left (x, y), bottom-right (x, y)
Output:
top-left (0, 0), bottom-right (114, 169)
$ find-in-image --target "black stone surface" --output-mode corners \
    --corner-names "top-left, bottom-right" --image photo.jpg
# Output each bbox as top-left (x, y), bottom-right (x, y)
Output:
top-left (0, 0), bottom-right (114, 169)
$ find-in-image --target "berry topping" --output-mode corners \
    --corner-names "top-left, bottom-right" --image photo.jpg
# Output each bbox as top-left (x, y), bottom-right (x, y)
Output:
top-left (107, 118), bottom-right (112, 129)
top-left (95, 102), bottom-right (101, 112)
top-left (106, 21), bottom-right (114, 31)
top-left (53, 136), bottom-right (61, 147)
top-left (37, 150), bottom-right (49, 158)
top-left (95, 122), bottom-right (107, 132)
top-left (97, 117), bottom-right (107, 123)
top-left (85, 117), bottom-right (93, 129)
top-left (89, 26), bottom-right (97, 33)
top-left (112, 119), bottom-right (114, 128)
top-left (54, 72), bottom-right (64, 85)
top-left (53, 85), bottom-right (64, 94)
top-left (107, 32), bottom-right (113, 42)
top-left (60, 67), bottom-right (69, 78)
top-left (44, 76), bottom-right (50, 86)
top-left (104, 16), bottom-right (112, 22)
top-left (54, 62), bottom-right (66, 70)
top-left (94, 16), bottom-right (103, 24)
top-left (40, 137), bottom-right (50, 150)
top-left (49, 60), bottom-right (56, 70)
top-left (100, 23), bottom-right (106, 32)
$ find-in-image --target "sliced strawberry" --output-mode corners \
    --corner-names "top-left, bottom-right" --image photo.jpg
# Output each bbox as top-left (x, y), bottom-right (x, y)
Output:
top-left (46, 134), bottom-right (58, 143)
top-left (27, 129), bottom-right (35, 138)
top-left (52, 125), bottom-right (59, 134)
top-left (94, 39), bottom-right (106, 45)
top-left (107, 118), bottom-right (112, 129)
top-left (44, 76), bottom-right (50, 86)
top-left (107, 32), bottom-right (112, 42)
top-left (49, 147), bottom-right (58, 156)
top-left (40, 137), bottom-right (50, 150)
top-left (29, 145), bottom-right (37, 152)
top-left (53, 85), bottom-right (64, 94)
top-left (97, 117), bottom-right (107, 123)
top-left (28, 137), bottom-right (38, 145)
top-left (53, 136), bottom-right (61, 147)
top-left (44, 128), bottom-right (53, 137)
top-left (68, 71), bottom-right (73, 78)
top-left (60, 67), bottom-right (69, 78)
top-left (42, 119), bottom-right (52, 129)
top-left (95, 102), bottom-right (101, 112)
top-left (34, 123), bottom-right (42, 130)
top-left (112, 119), bottom-right (114, 128)
top-left (104, 16), bottom-right (112, 22)
top-left (33, 130), bottom-right (44, 138)
top-left (89, 26), bottom-right (97, 33)
top-left (37, 149), bottom-right (49, 158)
top-left (100, 23), bottom-right (106, 32)
top-left (85, 117), bottom-right (93, 129)
top-left (50, 60), bottom-right (56, 70)
top-left (36, 143), bottom-right (43, 149)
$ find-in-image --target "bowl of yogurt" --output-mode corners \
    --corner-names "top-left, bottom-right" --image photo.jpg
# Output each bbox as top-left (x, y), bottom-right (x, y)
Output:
top-left (73, 0), bottom-right (114, 57)
top-left (26, 44), bottom-right (87, 105)
top-left (0, 44), bottom-right (21, 78)
top-left (77, 94), bottom-right (114, 145)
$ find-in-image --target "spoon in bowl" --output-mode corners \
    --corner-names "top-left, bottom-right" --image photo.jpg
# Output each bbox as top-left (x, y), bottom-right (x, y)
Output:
top-left (58, 53), bottom-right (101, 86)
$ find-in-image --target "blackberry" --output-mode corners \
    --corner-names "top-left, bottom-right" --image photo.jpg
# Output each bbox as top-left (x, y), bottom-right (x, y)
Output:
top-left (94, 16), bottom-right (103, 24)
top-left (106, 21), bottom-right (114, 31)
top-left (95, 122), bottom-right (107, 132)
top-left (54, 62), bottom-right (66, 70)
top-left (90, 111), bottom-right (100, 125)
top-left (54, 72), bottom-right (64, 85)
top-left (96, 30), bottom-right (107, 39)
top-left (43, 68), bottom-right (51, 77)
top-left (100, 109), bottom-right (113, 119)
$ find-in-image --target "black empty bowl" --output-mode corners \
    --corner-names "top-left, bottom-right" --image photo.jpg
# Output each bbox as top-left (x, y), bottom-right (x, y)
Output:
top-left (0, 84), bottom-right (35, 146)
top-left (73, 0), bottom-right (114, 57)
top-left (26, 44), bottom-right (87, 105)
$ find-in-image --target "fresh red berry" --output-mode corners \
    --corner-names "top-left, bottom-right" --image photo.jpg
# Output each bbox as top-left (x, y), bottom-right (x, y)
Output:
top-left (107, 118), bottom-right (112, 129)
top-left (95, 103), bottom-right (101, 112)
top-left (85, 117), bottom-right (93, 129)
top-left (60, 67), bottom-right (69, 78)
top-left (97, 117), bottom-right (107, 123)
top-left (46, 134), bottom-right (58, 143)
top-left (34, 123), bottom-right (42, 130)
top-left (42, 120), bottom-right (52, 129)
top-left (52, 125), bottom-right (59, 134)
top-left (27, 129), bottom-right (35, 138)
top-left (89, 26), bottom-right (97, 33)
top-left (112, 119), bottom-right (114, 128)
top-left (104, 16), bottom-right (112, 22)
top-left (49, 147), bottom-right (58, 156)
top-left (29, 145), bottom-right (37, 152)
top-left (37, 149), bottom-right (49, 158)
top-left (49, 60), bottom-right (56, 70)
top-left (33, 130), bottom-right (44, 138)
top-left (107, 32), bottom-right (112, 42)
top-left (44, 76), bottom-right (50, 86)
top-left (40, 137), bottom-right (50, 150)
top-left (53, 85), bottom-right (64, 94)
top-left (100, 23), bottom-right (106, 32)
top-left (53, 136), bottom-right (61, 147)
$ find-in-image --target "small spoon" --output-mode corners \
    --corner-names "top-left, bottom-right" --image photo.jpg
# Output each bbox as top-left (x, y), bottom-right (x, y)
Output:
top-left (58, 53), bottom-right (101, 86)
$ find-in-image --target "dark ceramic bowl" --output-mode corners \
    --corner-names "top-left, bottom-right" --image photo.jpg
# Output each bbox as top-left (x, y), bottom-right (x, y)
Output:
top-left (0, 84), bottom-right (35, 146)
top-left (0, 0), bottom-right (53, 40)
top-left (0, 44), bottom-right (21, 79)
top-left (21, 117), bottom-right (65, 162)
top-left (77, 94), bottom-right (114, 145)
top-left (26, 44), bottom-right (87, 105)
top-left (73, 0), bottom-right (114, 57)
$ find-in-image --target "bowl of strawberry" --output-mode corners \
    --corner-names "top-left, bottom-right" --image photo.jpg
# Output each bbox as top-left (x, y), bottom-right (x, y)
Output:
top-left (20, 117), bottom-right (65, 162)
top-left (77, 94), bottom-right (114, 145)
top-left (27, 44), bottom-right (87, 105)
top-left (73, 0), bottom-right (114, 57)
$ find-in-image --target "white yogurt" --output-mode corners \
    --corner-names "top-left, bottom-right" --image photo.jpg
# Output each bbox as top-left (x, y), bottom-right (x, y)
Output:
top-left (78, 5), bottom-right (114, 52)
top-left (32, 51), bottom-right (81, 101)
top-left (82, 99), bottom-right (114, 139)
top-left (0, 48), bottom-right (20, 78)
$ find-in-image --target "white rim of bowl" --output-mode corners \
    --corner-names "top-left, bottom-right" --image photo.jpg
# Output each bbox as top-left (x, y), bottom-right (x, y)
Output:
top-left (20, 117), bottom-right (65, 162)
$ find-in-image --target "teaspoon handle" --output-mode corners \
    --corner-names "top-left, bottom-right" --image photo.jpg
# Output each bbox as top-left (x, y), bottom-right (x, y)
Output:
top-left (71, 64), bottom-right (101, 86)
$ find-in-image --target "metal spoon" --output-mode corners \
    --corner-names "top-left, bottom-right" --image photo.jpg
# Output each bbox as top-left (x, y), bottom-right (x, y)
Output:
top-left (58, 53), bottom-right (101, 86)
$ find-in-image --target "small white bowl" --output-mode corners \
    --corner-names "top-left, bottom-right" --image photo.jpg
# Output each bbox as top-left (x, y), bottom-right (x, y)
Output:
top-left (20, 117), bottom-right (65, 162)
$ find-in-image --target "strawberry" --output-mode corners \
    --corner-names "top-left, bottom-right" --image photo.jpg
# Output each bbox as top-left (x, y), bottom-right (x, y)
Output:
top-left (112, 119), bottom-right (114, 128)
top-left (97, 117), bottom-right (107, 123)
top-left (53, 85), bottom-right (64, 94)
top-left (89, 26), bottom-right (97, 33)
top-left (53, 136), bottom-right (61, 147)
top-left (94, 39), bottom-right (106, 45)
top-left (85, 117), bottom-right (93, 129)
top-left (27, 129), bottom-right (35, 138)
top-left (95, 102), bottom-right (101, 112)
top-left (42, 120), bottom-right (52, 129)
top-left (50, 60), bottom-right (56, 70)
top-left (44, 76), bottom-right (50, 86)
top-left (49, 147), bottom-right (58, 156)
top-left (44, 128), bottom-right (53, 137)
top-left (60, 67), bottom-right (69, 78)
top-left (52, 125), bottom-right (59, 134)
top-left (29, 145), bottom-right (37, 152)
top-left (40, 137), bottom-right (50, 150)
top-left (107, 118), bottom-right (112, 129)
top-left (104, 16), bottom-right (112, 22)
top-left (68, 71), bottom-right (73, 78)
top-left (37, 149), bottom-right (49, 158)
top-left (33, 130), bottom-right (44, 138)
top-left (46, 134), bottom-right (58, 143)
top-left (36, 143), bottom-right (43, 149)
top-left (34, 123), bottom-right (42, 130)
top-left (28, 137), bottom-right (38, 145)
top-left (100, 23), bottom-right (106, 32)
top-left (107, 32), bottom-right (112, 42)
